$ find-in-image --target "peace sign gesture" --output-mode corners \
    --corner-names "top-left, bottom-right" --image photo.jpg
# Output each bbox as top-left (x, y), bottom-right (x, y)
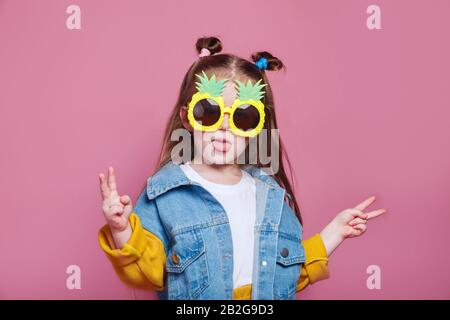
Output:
top-left (320, 196), bottom-right (387, 256)
top-left (336, 196), bottom-right (387, 238)
top-left (99, 166), bottom-right (133, 232)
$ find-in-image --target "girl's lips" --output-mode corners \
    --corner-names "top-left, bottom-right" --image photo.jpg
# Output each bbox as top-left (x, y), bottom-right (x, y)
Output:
top-left (212, 139), bottom-right (230, 152)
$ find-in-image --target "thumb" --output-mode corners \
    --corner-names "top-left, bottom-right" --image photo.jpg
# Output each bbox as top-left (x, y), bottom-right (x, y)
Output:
top-left (120, 195), bottom-right (131, 205)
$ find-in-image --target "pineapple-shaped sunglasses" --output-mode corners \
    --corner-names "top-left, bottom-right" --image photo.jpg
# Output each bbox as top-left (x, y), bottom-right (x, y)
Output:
top-left (187, 70), bottom-right (267, 138)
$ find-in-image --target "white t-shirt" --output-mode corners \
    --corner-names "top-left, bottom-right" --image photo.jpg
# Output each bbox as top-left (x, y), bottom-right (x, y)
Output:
top-left (179, 163), bottom-right (256, 289)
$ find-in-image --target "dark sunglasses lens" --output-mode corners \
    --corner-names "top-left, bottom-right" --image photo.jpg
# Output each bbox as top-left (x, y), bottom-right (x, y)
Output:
top-left (233, 104), bottom-right (261, 131)
top-left (192, 99), bottom-right (221, 126)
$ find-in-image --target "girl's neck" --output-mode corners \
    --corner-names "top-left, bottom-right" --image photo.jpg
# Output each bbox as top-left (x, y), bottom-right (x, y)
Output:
top-left (187, 158), bottom-right (243, 185)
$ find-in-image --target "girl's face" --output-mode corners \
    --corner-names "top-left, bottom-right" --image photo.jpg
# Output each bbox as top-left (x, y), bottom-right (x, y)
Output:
top-left (181, 78), bottom-right (249, 165)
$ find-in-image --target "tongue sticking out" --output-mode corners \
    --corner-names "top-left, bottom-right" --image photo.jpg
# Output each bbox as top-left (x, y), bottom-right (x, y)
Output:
top-left (212, 140), bottom-right (230, 152)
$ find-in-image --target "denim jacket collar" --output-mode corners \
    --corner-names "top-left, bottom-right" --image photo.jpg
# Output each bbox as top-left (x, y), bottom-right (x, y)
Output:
top-left (146, 160), bottom-right (282, 200)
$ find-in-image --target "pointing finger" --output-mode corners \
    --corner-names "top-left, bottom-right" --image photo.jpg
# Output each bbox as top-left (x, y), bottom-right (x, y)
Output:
top-left (99, 173), bottom-right (109, 200)
top-left (366, 208), bottom-right (387, 220)
top-left (108, 166), bottom-right (118, 193)
top-left (354, 196), bottom-right (376, 211)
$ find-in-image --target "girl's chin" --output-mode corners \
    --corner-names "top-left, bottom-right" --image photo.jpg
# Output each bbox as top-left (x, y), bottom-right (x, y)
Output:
top-left (203, 152), bottom-right (236, 165)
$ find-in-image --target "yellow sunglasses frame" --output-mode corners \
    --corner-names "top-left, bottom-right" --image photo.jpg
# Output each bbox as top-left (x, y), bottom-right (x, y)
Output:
top-left (187, 92), bottom-right (266, 138)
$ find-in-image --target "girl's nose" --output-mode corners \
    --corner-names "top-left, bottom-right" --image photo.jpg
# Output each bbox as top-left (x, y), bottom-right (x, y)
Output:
top-left (220, 113), bottom-right (230, 131)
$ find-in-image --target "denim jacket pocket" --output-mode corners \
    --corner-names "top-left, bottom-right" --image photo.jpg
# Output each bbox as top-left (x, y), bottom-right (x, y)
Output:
top-left (165, 228), bottom-right (210, 299)
top-left (274, 232), bottom-right (306, 300)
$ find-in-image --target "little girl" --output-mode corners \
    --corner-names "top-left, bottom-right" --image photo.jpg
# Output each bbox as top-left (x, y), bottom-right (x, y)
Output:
top-left (98, 36), bottom-right (387, 300)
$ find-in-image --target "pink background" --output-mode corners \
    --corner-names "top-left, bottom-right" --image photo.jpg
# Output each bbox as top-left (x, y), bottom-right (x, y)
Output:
top-left (1, 0), bottom-right (449, 299)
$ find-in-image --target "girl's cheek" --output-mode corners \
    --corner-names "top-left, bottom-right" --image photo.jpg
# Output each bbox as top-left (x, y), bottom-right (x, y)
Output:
top-left (234, 136), bottom-right (248, 153)
top-left (192, 132), bottom-right (213, 151)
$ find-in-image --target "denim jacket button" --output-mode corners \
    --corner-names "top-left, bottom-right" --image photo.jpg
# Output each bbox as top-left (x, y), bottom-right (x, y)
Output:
top-left (172, 253), bottom-right (180, 264)
top-left (280, 247), bottom-right (289, 257)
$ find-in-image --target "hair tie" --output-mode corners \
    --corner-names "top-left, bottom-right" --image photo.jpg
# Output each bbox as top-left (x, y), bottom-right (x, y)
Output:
top-left (255, 57), bottom-right (268, 70)
top-left (199, 48), bottom-right (211, 57)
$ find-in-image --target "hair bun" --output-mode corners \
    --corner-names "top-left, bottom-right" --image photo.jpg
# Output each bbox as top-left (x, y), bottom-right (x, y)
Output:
top-left (251, 51), bottom-right (284, 71)
top-left (196, 36), bottom-right (223, 56)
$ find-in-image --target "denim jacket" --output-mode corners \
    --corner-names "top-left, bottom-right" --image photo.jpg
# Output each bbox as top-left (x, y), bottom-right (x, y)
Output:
top-left (134, 160), bottom-right (306, 300)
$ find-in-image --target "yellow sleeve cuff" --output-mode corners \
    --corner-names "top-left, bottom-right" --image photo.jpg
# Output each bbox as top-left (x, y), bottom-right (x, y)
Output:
top-left (98, 212), bottom-right (150, 266)
top-left (297, 233), bottom-right (330, 291)
top-left (302, 233), bottom-right (330, 284)
top-left (98, 213), bottom-right (167, 290)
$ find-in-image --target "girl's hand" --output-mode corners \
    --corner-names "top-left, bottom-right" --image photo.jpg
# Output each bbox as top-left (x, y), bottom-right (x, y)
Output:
top-left (320, 196), bottom-right (387, 256)
top-left (99, 166), bottom-right (133, 232)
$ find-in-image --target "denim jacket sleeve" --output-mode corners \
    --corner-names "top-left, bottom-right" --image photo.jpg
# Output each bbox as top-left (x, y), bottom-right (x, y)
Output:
top-left (133, 189), bottom-right (169, 253)
top-left (278, 201), bottom-right (330, 293)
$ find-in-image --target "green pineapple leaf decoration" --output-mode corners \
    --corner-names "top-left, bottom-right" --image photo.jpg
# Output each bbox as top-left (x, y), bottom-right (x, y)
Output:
top-left (235, 79), bottom-right (267, 101)
top-left (195, 71), bottom-right (228, 98)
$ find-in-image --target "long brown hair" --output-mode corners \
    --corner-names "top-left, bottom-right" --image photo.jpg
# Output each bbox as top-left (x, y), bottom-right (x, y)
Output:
top-left (142, 36), bottom-right (302, 225)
